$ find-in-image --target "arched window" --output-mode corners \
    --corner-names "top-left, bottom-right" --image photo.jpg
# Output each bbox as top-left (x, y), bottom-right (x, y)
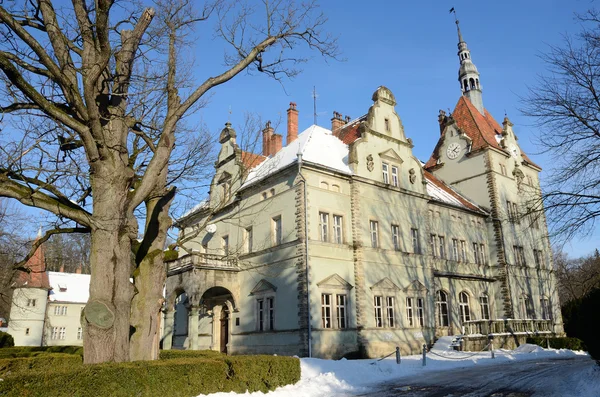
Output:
top-left (463, 79), bottom-right (469, 91)
top-left (436, 290), bottom-right (449, 327)
top-left (459, 292), bottom-right (471, 323)
top-left (475, 78), bottom-right (480, 89)
top-left (320, 181), bottom-right (329, 190)
top-left (469, 78), bottom-right (476, 90)
top-left (479, 294), bottom-right (490, 320)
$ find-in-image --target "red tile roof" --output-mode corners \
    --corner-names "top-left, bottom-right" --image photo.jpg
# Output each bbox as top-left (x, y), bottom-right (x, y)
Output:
top-left (335, 115), bottom-right (366, 145)
top-left (424, 169), bottom-right (485, 213)
top-left (241, 151), bottom-right (267, 171)
top-left (425, 96), bottom-right (539, 169)
top-left (15, 238), bottom-right (50, 290)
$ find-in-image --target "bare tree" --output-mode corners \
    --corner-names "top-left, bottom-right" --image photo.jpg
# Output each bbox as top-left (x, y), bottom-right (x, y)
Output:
top-left (522, 9), bottom-right (600, 243)
top-left (0, 0), bottom-right (338, 363)
top-left (554, 248), bottom-right (600, 304)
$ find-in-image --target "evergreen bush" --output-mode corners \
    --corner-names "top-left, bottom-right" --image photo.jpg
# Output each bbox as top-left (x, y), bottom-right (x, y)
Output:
top-left (526, 336), bottom-right (586, 351)
top-left (0, 331), bottom-right (14, 348)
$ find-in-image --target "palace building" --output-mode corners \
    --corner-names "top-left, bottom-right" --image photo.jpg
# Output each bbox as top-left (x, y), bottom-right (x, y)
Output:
top-left (163, 21), bottom-right (563, 358)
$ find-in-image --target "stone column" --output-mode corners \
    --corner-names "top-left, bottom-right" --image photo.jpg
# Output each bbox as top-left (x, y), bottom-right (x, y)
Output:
top-left (211, 305), bottom-right (222, 351)
top-left (188, 306), bottom-right (200, 350)
top-left (162, 309), bottom-right (175, 350)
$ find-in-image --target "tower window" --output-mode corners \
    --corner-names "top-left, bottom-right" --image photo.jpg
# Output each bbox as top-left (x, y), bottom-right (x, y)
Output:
top-left (384, 118), bottom-right (390, 132)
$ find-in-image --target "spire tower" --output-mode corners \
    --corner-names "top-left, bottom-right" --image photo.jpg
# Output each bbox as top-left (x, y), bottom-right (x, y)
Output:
top-left (455, 19), bottom-right (484, 114)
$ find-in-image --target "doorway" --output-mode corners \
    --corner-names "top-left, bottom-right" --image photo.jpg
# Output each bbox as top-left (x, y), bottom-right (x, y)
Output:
top-left (220, 305), bottom-right (229, 353)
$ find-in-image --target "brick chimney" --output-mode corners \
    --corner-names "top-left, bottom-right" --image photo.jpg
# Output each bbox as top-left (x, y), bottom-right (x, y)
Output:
top-left (286, 102), bottom-right (298, 145)
top-left (59, 265), bottom-right (64, 273)
top-left (271, 134), bottom-right (283, 154)
top-left (262, 121), bottom-right (274, 156)
top-left (331, 111), bottom-right (344, 135)
top-left (75, 265), bottom-right (82, 274)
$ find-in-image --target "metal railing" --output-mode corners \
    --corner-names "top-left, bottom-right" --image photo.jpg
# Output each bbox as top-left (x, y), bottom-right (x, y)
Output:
top-left (167, 253), bottom-right (238, 272)
top-left (462, 319), bottom-right (552, 336)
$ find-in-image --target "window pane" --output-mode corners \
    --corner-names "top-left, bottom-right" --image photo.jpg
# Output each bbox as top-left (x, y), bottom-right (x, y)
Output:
top-left (374, 296), bottom-right (383, 327)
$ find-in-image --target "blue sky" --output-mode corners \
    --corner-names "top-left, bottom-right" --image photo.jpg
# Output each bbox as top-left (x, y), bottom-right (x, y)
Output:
top-left (7, 0), bottom-right (597, 257)
top-left (188, 0), bottom-right (597, 256)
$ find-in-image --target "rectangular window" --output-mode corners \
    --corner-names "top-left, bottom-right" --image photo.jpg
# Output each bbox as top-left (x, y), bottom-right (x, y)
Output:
top-left (61, 306), bottom-right (67, 316)
top-left (27, 299), bottom-right (36, 307)
top-left (333, 215), bottom-right (343, 244)
top-left (336, 294), bottom-right (347, 329)
top-left (77, 327), bottom-right (83, 340)
top-left (257, 299), bottom-right (265, 331)
top-left (452, 239), bottom-right (459, 261)
top-left (500, 164), bottom-right (507, 176)
top-left (382, 163), bottom-right (389, 184)
top-left (507, 201), bottom-right (520, 224)
top-left (514, 246), bottom-right (526, 266)
top-left (480, 295), bottom-right (490, 320)
top-left (267, 297), bottom-right (274, 330)
top-left (391, 166), bottom-right (399, 187)
top-left (406, 298), bottom-right (414, 327)
top-left (319, 212), bottom-right (329, 242)
top-left (411, 228), bottom-right (420, 254)
top-left (222, 235), bottom-right (229, 256)
top-left (370, 220), bottom-right (379, 248)
top-left (480, 243), bottom-right (486, 265)
top-left (51, 327), bottom-right (59, 340)
top-left (438, 236), bottom-right (446, 259)
top-left (374, 296), bottom-right (383, 327)
top-left (245, 227), bottom-right (253, 253)
top-left (54, 305), bottom-right (60, 315)
top-left (473, 242), bottom-right (480, 264)
top-left (391, 224), bottom-right (400, 251)
top-left (416, 298), bottom-right (424, 327)
top-left (322, 294), bottom-right (332, 328)
top-left (59, 327), bottom-right (66, 340)
top-left (430, 234), bottom-right (437, 258)
top-left (533, 249), bottom-right (544, 268)
top-left (460, 240), bottom-right (467, 262)
top-left (384, 118), bottom-right (390, 132)
top-left (272, 216), bottom-right (282, 245)
top-left (25, 328), bottom-right (30, 335)
top-left (541, 298), bottom-right (551, 320)
top-left (386, 296), bottom-right (395, 327)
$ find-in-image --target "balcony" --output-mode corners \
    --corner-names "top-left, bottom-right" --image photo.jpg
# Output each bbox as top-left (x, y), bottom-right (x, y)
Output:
top-left (167, 253), bottom-right (239, 274)
top-left (463, 319), bottom-right (553, 336)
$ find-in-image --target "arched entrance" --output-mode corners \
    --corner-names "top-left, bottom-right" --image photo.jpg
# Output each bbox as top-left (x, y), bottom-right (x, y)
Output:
top-left (200, 286), bottom-right (235, 354)
top-left (172, 292), bottom-right (189, 349)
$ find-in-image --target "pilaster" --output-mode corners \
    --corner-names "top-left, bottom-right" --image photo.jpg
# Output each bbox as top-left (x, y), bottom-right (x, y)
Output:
top-left (162, 309), bottom-right (175, 350)
top-left (350, 178), bottom-right (366, 354)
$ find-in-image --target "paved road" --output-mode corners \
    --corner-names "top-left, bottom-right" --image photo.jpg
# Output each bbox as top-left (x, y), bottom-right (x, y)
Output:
top-left (358, 356), bottom-right (596, 397)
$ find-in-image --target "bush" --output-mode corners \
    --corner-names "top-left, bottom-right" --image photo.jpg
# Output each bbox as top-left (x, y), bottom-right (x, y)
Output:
top-left (159, 349), bottom-right (224, 360)
top-left (526, 336), bottom-right (586, 351)
top-left (0, 353), bottom-right (300, 397)
top-left (0, 345), bottom-right (82, 359)
top-left (561, 287), bottom-right (600, 361)
top-left (0, 331), bottom-right (14, 348)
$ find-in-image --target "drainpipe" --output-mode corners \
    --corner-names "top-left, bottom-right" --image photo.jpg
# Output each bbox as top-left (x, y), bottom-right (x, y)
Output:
top-left (297, 152), bottom-right (312, 358)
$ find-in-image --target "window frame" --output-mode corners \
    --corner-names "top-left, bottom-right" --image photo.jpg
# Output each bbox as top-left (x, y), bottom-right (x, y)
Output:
top-left (333, 215), bottom-right (343, 244)
top-left (391, 224), bottom-right (401, 251)
top-left (272, 215), bottom-right (282, 246)
top-left (391, 165), bottom-right (399, 187)
top-left (436, 290), bottom-right (449, 327)
top-left (370, 220), bottom-right (379, 248)
top-left (319, 212), bottom-right (330, 242)
top-left (382, 162), bottom-right (389, 184)
top-left (411, 228), bottom-right (420, 254)
top-left (459, 292), bottom-right (471, 323)
top-left (245, 227), bottom-right (253, 253)
top-left (480, 294), bottom-right (490, 320)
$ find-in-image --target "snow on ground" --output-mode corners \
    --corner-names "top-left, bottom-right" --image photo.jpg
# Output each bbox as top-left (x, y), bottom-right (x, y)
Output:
top-left (196, 339), bottom-right (598, 397)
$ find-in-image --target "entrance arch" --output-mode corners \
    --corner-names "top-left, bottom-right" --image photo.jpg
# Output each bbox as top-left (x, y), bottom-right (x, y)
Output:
top-left (200, 286), bottom-right (235, 354)
top-left (172, 292), bottom-right (189, 349)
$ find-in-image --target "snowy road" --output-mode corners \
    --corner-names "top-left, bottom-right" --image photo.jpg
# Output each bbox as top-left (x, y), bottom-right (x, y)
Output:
top-left (360, 356), bottom-right (596, 397)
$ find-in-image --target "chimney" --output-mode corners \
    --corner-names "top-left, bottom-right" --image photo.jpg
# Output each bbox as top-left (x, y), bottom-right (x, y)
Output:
top-left (59, 265), bottom-right (65, 273)
top-left (286, 102), bottom-right (298, 144)
top-left (271, 134), bottom-right (283, 154)
top-left (75, 265), bottom-right (82, 274)
top-left (331, 111), bottom-right (344, 135)
top-left (344, 115), bottom-right (351, 124)
top-left (262, 121), bottom-right (274, 156)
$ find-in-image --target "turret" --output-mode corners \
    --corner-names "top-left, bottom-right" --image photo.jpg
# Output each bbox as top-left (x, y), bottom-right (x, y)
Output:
top-left (456, 19), bottom-right (484, 115)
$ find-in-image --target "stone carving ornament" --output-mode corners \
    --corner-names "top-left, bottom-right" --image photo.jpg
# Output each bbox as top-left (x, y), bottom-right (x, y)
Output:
top-left (409, 168), bottom-right (416, 184)
top-left (366, 154), bottom-right (374, 172)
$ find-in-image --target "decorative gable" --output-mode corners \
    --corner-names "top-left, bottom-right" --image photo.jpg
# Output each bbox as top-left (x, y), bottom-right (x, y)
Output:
top-left (378, 148), bottom-right (403, 163)
top-left (370, 277), bottom-right (400, 292)
top-left (403, 279), bottom-right (428, 294)
top-left (249, 279), bottom-right (277, 295)
top-left (317, 274), bottom-right (353, 290)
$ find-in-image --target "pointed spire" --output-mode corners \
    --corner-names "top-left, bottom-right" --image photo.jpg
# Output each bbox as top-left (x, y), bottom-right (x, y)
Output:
top-left (454, 18), bottom-right (485, 115)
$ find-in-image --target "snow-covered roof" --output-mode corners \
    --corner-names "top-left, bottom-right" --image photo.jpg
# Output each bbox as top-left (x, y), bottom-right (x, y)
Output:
top-left (47, 271), bottom-right (90, 303)
top-left (242, 125), bottom-right (352, 189)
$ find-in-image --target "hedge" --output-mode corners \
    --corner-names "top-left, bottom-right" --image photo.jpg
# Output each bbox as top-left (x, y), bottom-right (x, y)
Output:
top-left (526, 336), bottom-right (587, 351)
top-left (0, 354), bottom-right (300, 397)
top-left (0, 345), bottom-right (83, 359)
top-left (0, 331), bottom-right (14, 348)
top-left (159, 349), bottom-right (225, 360)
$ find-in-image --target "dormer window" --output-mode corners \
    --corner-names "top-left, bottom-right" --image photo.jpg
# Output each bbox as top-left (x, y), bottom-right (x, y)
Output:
top-left (58, 284), bottom-right (67, 292)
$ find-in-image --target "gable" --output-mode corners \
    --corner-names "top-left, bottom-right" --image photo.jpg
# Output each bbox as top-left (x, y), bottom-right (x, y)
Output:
top-left (249, 279), bottom-right (277, 295)
top-left (378, 148), bottom-right (403, 163)
top-left (317, 274), bottom-right (353, 290)
top-left (370, 277), bottom-right (400, 292)
top-left (403, 279), bottom-right (428, 293)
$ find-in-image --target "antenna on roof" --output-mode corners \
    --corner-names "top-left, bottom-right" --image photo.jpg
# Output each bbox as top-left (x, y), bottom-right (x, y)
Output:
top-left (312, 86), bottom-right (318, 125)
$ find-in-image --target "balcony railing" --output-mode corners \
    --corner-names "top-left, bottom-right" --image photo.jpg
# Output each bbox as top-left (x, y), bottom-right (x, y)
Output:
top-left (167, 253), bottom-right (238, 273)
top-left (463, 319), bottom-right (553, 336)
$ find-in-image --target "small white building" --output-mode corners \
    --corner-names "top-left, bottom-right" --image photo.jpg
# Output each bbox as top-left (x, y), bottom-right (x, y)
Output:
top-left (7, 234), bottom-right (90, 346)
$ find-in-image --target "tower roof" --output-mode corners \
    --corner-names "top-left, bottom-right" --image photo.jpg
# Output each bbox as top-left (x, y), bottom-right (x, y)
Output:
top-left (14, 233), bottom-right (50, 290)
top-left (425, 97), bottom-right (540, 169)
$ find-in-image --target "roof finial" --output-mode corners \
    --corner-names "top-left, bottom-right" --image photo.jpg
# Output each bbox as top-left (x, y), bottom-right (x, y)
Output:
top-left (450, 7), bottom-right (464, 43)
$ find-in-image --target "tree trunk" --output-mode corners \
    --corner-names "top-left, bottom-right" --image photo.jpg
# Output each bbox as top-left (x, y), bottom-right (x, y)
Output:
top-left (83, 153), bottom-right (136, 364)
top-left (129, 187), bottom-right (175, 361)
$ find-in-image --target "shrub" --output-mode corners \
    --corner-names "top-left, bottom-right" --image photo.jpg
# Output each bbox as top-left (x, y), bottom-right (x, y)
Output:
top-left (0, 345), bottom-right (82, 359)
top-left (0, 331), bottom-right (14, 348)
top-left (561, 287), bottom-right (600, 361)
top-left (159, 349), bottom-right (224, 360)
top-left (526, 336), bottom-right (586, 351)
top-left (0, 354), bottom-right (300, 397)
